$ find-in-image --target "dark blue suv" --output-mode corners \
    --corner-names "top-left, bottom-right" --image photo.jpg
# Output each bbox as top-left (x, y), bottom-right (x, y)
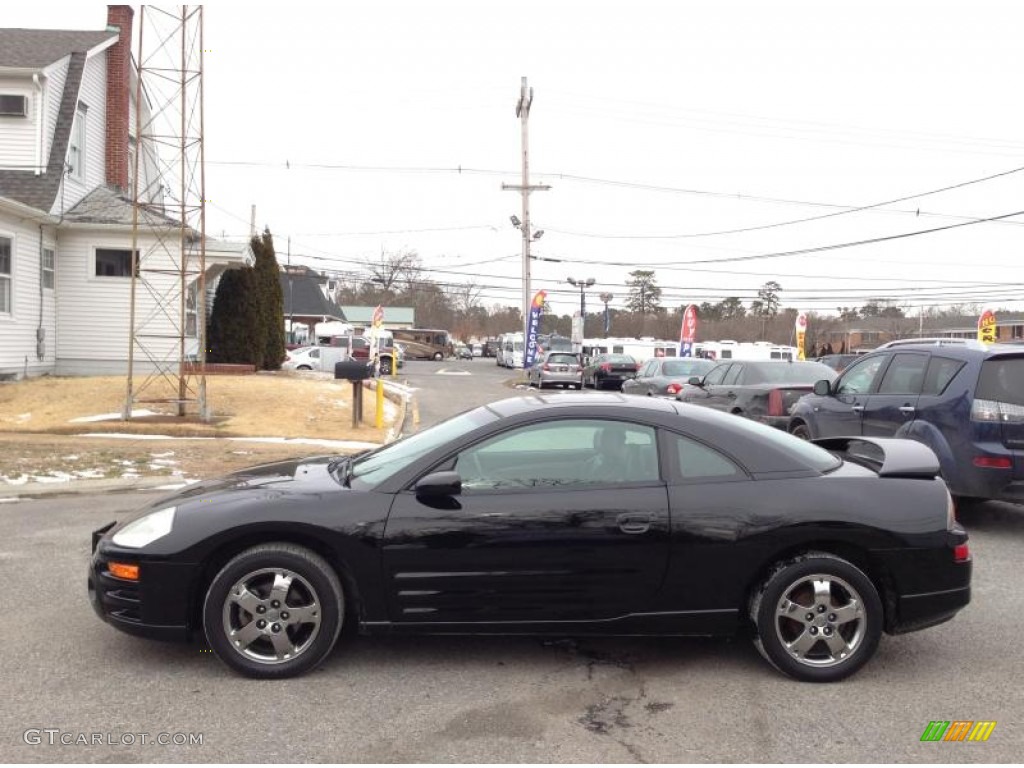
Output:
top-left (788, 339), bottom-right (1024, 502)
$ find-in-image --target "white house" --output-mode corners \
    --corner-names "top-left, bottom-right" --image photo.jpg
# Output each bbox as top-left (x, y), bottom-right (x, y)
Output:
top-left (0, 5), bottom-right (246, 379)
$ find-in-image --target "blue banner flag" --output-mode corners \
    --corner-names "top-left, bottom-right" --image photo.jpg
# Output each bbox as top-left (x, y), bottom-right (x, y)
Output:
top-left (524, 289), bottom-right (547, 369)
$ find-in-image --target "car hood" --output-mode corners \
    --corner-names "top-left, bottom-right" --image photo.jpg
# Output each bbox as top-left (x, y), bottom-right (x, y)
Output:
top-left (118, 456), bottom-right (348, 527)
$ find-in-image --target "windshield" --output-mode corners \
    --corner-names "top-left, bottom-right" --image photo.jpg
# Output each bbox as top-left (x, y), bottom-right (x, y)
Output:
top-left (350, 406), bottom-right (499, 486)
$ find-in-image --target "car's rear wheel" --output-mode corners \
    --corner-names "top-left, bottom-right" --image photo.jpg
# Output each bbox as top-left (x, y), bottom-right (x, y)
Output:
top-left (204, 544), bottom-right (344, 679)
top-left (433, 352), bottom-right (443, 361)
top-left (750, 553), bottom-right (882, 682)
top-left (790, 422), bottom-right (812, 440)
top-left (379, 357), bottom-right (393, 375)
top-left (297, 365), bottom-right (312, 371)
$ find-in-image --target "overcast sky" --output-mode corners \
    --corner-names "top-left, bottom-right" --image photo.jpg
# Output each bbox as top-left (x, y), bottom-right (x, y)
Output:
top-left (9, 1), bottom-right (1024, 318)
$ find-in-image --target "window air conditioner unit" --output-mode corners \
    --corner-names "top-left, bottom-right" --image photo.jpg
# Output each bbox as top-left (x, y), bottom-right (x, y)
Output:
top-left (0, 94), bottom-right (28, 117)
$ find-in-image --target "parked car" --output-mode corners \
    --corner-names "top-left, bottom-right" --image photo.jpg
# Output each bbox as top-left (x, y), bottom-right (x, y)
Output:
top-left (527, 351), bottom-right (583, 389)
top-left (789, 339), bottom-right (1024, 502)
top-left (472, 343), bottom-right (483, 358)
top-left (88, 394), bottom-right (971, 682)
top-left (678, 360), bottom-right (837, 429)
top-left (456, 344), bottom-right (474, 360)
top-left (281, 346), bottom-right (320, 371)
top-left (622, 357), bottom-right (716, 397)
top-left (583, 353), bottom-right (639, 390)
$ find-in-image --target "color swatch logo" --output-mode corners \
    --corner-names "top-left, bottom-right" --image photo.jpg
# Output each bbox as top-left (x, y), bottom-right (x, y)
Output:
top-left (920, 721), bottom-right (996, 742)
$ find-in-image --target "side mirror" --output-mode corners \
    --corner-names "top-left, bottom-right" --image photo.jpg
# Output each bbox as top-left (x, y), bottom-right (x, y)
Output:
top-left (813, 379), bottom-right (832, 396)
top-left (687, 376), bottom-right (703, 387)
top-left (415, 471), bottom-right (462, 499)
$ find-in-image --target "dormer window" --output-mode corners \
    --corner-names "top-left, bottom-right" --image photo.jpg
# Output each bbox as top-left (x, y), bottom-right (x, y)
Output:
top-left (69, 103), bottom-right (87, 180)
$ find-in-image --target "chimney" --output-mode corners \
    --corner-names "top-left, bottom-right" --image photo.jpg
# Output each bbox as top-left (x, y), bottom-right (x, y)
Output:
top-left (104, 5), bottom-right (133, 193)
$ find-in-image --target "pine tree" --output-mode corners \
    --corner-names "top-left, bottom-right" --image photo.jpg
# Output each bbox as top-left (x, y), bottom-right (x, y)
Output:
top-left (252, 229), bottom-right (286, 370)
top-left (207, 267), bottom-right (259, 364)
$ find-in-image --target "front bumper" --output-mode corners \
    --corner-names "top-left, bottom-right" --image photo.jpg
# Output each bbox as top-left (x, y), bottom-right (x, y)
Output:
top-left (88, 522), bottom-right (193, 642)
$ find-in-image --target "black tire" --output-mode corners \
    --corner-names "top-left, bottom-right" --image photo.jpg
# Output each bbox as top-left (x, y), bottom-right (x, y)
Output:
top-left (203, 543), bottom-right (344, 679)
top-left (297, 365), bottom-right (312, 371)
top-left (379, 357), bottom-right (393, 375)
top-left (790, 422), bottom-right (812, 440)
top-left (749, 552), bottom-right (882, 683)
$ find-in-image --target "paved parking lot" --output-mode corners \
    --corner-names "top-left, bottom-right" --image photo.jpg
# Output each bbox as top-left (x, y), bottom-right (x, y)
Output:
top-left (1, 360), bottom-right (1021, 762)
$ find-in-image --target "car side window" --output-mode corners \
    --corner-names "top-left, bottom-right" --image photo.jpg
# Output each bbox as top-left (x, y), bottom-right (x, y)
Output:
top-left (310, 348), bottom-right (320, 359)
top-left (876, 353), bottom-right (928, 395)
top-left (641, 360), bottom-right (658, 378)
top-left (836, 356), bottom-right (886, 395)
top-left (922, 356), bottom-right (965, 396)
top-left (723, 365), bottom-right (744, 385)
top-left (703, 365), bottom-right (731, 386)
top-left (453, 419), bottom-right (659, 490)
top-left (671, 433), bottom-right (745, 481)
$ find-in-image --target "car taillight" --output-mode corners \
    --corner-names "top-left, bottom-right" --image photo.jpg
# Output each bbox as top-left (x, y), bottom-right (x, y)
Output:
top-left (600, 363), bottom-right (612, 372)
top-left (767, 389), bottom-right (785, 417)
top-left (666, 382), bottom-right (682, 395)
top-left (542, 363), bottom-right (550, 371)
top-left (635, 362), bottom-right (641, 370)
top-left (971, 398), bottom-right (1024, 423)
top-left (973, 456), bottom-right (1012, 469)
top-left (953, 543), bottom-right (970, 563)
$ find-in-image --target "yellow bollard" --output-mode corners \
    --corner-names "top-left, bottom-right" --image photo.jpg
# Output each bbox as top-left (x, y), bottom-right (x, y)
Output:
top-left (375, 380), bottom-right (384, 428)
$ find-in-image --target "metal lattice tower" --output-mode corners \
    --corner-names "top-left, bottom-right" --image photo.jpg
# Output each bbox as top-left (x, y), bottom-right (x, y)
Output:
top-left (124, 5), bottom-right (207, 420)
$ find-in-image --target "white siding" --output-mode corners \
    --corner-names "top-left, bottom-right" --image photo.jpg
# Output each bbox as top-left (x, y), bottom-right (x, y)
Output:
top-left (0, 213), bottom-right (58, 380)
top-left (56, 51), bottom-right (107, 214)
top-left (42, 56), bottom-right (70, 167)
top-left (0, 76), bottom-right (39, 171)
top-left (55, 228), bottom-right (199, 375)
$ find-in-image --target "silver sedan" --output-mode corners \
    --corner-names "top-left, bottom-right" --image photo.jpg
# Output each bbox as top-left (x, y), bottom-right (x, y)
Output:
top-left (527, 351), bottom-right (584, 389)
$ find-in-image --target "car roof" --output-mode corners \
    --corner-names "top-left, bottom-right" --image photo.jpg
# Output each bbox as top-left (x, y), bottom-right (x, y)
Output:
top-left (867, 340), bottom-right (1024, 361)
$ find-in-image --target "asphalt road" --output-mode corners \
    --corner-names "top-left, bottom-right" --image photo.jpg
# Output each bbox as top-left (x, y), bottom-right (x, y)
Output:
top-left (2, 359), bottom-right (1021, 762)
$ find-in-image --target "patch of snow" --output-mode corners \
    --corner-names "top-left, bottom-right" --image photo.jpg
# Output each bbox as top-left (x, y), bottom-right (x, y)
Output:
top-left (31, 472), bottom-right (74, 484)
top-left (63, 454), bottom-right (80, 460)
top-left (0, 497), bottom-right (23, 504)
top-left (73, 469), bottom-right (107, 479)
top-left (81, 433), bottom-right (381, 450)
top-left (1, 474), bottom-right (29, 486)
top-left (69, 409), bottom-right (161, 424)
top-left (149, 451), bottom-right (175, 458)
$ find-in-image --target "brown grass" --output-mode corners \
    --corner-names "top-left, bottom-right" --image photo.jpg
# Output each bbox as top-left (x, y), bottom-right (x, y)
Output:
top-left (0, 372), bottom-right (391, 441)
top-left (0, 373), bottom-right (398, 483)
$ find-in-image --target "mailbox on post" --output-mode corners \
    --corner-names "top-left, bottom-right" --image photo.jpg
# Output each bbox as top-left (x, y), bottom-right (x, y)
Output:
top-left (335, 359), bottom-right (373, 427)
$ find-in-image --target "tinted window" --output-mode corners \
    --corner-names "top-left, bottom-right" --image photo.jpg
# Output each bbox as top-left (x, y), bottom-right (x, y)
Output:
top-left (640, 360), bottom-right (658, 377)
top-left (877, 353), bottom-right (928, 395)
top-left (662, 359), bottom-right (712, 377)
top-left (673, 434), bottom-right (745, 481)
top-left (547, 353), bottom-right (578, 365)
top-left (606, 354), bottom-right (634, 364)
top-left (922, 356), bottom-right (965, 396)
top-left (710, 417), bottom-right (843, 472)
top-left (703, 364), bottom-right (731, 386)
top-left (836, 355), bottom-right (887, 395)
top-left (723, 365), bottom-right (744, 385)
top-left (977, 358), bottom-right (1024, 406)
top-left (455, 419), bottom-right (659, 489)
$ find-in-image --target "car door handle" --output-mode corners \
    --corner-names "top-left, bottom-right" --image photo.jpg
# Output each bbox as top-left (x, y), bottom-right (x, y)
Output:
top-left (899, 405), bottom-right (916, 414)
top-left (851, 406), bottom-right (865, 413)
top-left (617, 512), bottom-right (653, 534)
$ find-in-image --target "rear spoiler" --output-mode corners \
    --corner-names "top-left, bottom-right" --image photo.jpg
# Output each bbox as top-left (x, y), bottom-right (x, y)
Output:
top-left (812, 437), bottom-right (940, 479)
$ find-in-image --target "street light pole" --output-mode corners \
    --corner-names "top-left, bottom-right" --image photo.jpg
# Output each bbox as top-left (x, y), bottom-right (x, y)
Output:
top-left (599, 292), bottom-right (613, 338)
top-left (567, 277), bottom-right (595, 352)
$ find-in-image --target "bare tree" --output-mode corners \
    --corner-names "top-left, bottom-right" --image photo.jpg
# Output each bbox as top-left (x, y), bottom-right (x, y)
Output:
top-left (367, 248), bottom-right (422, 292)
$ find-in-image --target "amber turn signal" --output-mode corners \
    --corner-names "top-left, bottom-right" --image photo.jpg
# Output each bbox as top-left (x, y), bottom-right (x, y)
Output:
top-left (108, 562), bottom-right (140, 581)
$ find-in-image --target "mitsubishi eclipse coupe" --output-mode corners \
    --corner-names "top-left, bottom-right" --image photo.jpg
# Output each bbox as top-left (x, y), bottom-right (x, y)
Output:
top-left (88, 394), bottom-right (971, 682)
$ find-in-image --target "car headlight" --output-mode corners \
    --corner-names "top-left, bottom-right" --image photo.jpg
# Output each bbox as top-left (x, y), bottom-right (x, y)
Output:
top-left (111, 507), bottom-right (176, 548)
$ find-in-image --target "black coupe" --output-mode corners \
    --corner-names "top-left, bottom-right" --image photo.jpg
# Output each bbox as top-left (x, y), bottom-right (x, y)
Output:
top-left (89, 394), bottom-right (971, 682)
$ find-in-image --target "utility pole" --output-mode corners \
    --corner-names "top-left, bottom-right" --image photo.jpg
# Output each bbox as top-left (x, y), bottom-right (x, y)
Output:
top-left (502, 77), bottom-right (550, 340)
top-left (287, 235), bottom-right (293, 344)
top-left (250, 204), bottom-right (256, 237)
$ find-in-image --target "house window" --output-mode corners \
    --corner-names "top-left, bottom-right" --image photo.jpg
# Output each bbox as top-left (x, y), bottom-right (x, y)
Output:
top-left (0, 236), bottom-right (11, 314)
top-left (42, 248), bottom-right (55, 290)
top-left (69, 104), bottom-right (87, 180)
top-left (95, 248), bottom-right (139, 277)
top-left (185, 281), bottom-right (198, 336)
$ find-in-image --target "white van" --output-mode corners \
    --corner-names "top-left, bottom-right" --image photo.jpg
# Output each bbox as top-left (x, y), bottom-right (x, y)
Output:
top-left (501, 332), bottom-right (524, 368)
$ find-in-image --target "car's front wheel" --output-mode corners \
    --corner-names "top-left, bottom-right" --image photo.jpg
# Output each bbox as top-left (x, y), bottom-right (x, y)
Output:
top-left (790, 422), bottom-right (812, 440)
top-left (203, 543), bottom-right (344, 679)
top-left (750, 553), bottom-right (882, 682)
top-left (433, 352), bottom-right (444, 361)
